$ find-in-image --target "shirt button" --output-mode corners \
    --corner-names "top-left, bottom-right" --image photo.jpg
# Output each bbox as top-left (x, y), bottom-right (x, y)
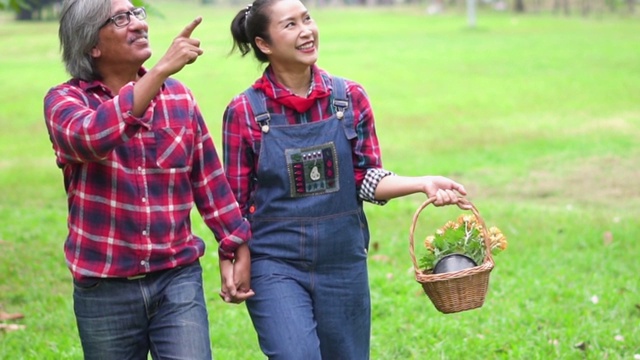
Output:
top-left (140, 260), bottom-right (146, 266)
top-left (141, 197), bottom-right (147, 203)
top-left (142, 230), bottom-right (148, 236)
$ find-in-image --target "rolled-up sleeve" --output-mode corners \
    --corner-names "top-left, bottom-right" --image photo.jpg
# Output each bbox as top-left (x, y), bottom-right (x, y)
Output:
top-left (359, 168), bottom-right (395, 205)
top-left (44, 81), bottom-right (152, 165)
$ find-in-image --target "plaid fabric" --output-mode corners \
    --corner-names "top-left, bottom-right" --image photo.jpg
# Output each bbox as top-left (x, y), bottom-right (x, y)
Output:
top-left (44, 68), bottom-right (250, 281)
top-left (222, 65), bottom-right (392, 214)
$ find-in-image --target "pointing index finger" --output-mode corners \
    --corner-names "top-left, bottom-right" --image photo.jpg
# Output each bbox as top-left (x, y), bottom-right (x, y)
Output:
top-left (179, 16), bottom-right (202, 38)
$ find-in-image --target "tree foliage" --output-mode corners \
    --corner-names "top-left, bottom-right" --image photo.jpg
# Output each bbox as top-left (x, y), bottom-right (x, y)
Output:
top-left (0, 0), bottom-right (150, 20)
top-left (0, 0), bottom-right (32, 11)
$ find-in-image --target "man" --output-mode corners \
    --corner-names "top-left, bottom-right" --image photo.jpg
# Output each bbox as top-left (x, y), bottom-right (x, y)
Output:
top-left (44, 0), bottom-right (253, 358)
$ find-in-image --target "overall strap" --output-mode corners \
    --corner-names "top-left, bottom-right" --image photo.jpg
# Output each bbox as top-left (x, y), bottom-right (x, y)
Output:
top-left (331, 76), bottom-right (357, 139)
top-left (244, 76), bottom-right (355, 137)
top-left (331, 76), bottom-right (349, 113)
top-left (243, 87), bottom-right (271, 132)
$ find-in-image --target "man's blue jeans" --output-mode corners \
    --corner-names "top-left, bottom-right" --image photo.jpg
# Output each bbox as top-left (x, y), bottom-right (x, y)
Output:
top-left (72, 260), bottom-right (212, 360)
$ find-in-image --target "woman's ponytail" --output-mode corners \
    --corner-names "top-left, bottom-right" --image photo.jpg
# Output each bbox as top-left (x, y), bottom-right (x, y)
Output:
top-left (228, 0), bottom-right (272, 63)
top-left (229, 5), bottom-right (252, 57)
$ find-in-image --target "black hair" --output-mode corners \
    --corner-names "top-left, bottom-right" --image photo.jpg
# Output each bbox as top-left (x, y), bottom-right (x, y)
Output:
top-left (229, 0), bottom-right (277, 63)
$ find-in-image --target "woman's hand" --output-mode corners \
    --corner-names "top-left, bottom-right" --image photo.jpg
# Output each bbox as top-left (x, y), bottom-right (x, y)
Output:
top-left (421, 175), bottom-right (470, 208)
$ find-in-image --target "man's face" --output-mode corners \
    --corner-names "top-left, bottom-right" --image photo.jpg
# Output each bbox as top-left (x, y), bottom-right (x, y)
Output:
top-left (91, 0), bottom-right (152, 69)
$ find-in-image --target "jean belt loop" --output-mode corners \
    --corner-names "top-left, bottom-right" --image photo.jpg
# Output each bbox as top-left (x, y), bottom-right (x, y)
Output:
top-left (126, 274), bottom-right (146, 280)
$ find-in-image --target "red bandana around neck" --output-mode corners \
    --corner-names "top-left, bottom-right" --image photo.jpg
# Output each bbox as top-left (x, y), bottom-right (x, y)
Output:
top-left (252, 67), bottom-right (331, 113)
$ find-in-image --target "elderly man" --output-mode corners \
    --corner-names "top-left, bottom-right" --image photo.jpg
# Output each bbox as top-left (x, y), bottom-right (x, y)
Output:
top-left (44, 0), bottom-right (253, 358)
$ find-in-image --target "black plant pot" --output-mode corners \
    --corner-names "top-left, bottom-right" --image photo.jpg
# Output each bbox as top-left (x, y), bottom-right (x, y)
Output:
top-left (433, 254), bottom-right (478, 274)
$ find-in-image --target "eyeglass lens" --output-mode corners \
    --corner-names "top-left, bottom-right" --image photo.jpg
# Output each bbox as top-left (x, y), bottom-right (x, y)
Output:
top-left (112, 8), bottom-right (146, 27)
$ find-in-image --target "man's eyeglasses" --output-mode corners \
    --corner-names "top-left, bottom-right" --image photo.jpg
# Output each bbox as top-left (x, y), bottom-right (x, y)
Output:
top-left (103, 7), bottom-right (147, 28)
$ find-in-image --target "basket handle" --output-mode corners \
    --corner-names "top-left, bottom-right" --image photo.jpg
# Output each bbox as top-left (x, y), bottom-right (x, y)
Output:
top-left (408, 197), bottom-right (494, 274)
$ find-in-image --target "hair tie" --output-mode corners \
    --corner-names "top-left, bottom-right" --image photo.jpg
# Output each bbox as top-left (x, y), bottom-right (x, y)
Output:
top-left (245, 3), bottom-right (252, 16)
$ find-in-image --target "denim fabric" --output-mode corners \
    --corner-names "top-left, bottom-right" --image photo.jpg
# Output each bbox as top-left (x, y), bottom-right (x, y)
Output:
top-left (72, 261), bottom-right (212, 360)
top-left (244, 77), bottom-right (371, 360)
top-left (247, 246), bottom-right (371, 360)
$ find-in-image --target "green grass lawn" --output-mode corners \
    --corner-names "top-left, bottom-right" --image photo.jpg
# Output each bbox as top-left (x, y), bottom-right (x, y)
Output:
top-left (1, 1), bottom-right (639, 359)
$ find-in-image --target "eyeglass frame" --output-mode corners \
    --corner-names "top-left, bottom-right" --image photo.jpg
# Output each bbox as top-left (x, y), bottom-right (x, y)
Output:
top-left (102, 7), bottom-right (147, 28)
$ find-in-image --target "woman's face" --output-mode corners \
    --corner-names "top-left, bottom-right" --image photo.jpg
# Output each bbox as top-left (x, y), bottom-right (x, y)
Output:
top-left (259, 0), bottom-right (319, 70)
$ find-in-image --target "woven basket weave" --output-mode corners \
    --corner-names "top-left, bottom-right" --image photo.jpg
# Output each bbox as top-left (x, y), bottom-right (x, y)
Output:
top-left (408, 197), bottom-right (494, 314)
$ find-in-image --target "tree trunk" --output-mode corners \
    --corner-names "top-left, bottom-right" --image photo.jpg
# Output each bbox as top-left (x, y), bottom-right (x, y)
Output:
top-left (581, 0), bottom-right (591, 16)
top-left (514, 0), bottom-right (525, 12)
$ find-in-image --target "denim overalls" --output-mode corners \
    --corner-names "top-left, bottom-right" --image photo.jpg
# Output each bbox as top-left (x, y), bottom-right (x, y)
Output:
top-left (243, 76), bottom-right (371, 360)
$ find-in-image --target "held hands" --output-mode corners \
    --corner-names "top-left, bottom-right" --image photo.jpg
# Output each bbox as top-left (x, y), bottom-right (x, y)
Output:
top-left (155, 17), bottom-right (204, 77)
top-left (219, 243), bottom-right (255, 304)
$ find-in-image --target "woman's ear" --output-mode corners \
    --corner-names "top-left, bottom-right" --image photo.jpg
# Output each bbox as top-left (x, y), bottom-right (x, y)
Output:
top-left (255, 37), bottom-right (272, 55)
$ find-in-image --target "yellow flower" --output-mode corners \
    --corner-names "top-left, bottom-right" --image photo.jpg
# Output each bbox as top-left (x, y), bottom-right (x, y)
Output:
top-left (440, 220), bottom-right (458, 233)
top-left (488, 226), bottom-right (508, 250)
top-left (458, 215), bottom-right (472, 225)
top-left (424, 235), bottom-right (435, 250)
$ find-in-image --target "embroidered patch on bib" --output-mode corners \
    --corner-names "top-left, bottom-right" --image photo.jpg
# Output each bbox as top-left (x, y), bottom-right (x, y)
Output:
top-left (285, 142), bottom-right (339, 197)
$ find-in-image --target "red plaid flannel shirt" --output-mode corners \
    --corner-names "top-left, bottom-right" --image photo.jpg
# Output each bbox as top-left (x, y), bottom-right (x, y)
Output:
top-left (44, 68), bottom-right (250, 281)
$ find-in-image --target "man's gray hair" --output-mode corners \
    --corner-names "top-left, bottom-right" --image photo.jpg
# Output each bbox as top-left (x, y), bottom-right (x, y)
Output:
top-left (58, 0), bottom-right (111, 81)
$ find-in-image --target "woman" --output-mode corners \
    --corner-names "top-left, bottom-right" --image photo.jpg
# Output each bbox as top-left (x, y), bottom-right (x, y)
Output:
top-left (221, 0), bottom-right (469, 358)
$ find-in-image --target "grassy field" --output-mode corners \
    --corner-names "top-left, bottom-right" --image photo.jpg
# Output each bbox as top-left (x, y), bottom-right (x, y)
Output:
top-left (1, 1), bottom-right (639, 359)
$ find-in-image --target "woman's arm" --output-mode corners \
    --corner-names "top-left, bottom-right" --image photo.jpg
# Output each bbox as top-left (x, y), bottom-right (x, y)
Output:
top-left (374, 174), bottom-right (468, 207)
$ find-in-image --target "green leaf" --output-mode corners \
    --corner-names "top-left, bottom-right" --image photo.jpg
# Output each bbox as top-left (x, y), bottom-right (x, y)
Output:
top-left (419, 252), bottom-right (436, 271)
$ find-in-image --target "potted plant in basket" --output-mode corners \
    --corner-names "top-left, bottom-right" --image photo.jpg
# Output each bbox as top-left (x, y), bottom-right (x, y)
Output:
top-left (408, 198), bottom-right (507, 313)
top-left (420, 214), bottom-right (507, 274)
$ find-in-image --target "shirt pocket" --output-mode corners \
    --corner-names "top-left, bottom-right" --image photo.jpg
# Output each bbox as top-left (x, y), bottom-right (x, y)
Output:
top-left (154, 127), bottom-right (194, 169)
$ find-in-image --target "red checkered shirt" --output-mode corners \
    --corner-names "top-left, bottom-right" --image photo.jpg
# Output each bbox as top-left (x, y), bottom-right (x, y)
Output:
top-left (222, 65), bottom-right (391, 216)
top-left (44, 68), bottom-right (250, 281)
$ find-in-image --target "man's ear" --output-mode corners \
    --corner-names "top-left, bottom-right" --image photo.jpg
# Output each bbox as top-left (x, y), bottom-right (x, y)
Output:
top-left (255, 37), bottom-right (272, 55)
top-left (90, 46), bottom-right (101, 58)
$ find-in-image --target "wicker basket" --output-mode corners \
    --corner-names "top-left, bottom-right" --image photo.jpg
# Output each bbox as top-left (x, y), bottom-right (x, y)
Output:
top-left (408, 197), bottom-right (495, 314)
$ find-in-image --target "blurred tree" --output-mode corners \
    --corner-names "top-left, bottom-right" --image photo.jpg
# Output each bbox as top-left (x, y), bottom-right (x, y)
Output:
top-left (0, 0), bottom-right (30, 11)
top-left (626, 0), bottom-right (635, 13)
top-left (16, 0), bottom-right (58, 20)
top-left (0, 0), bottom-right (149, 21)
top-left (553, 0), bottom-right (571, 15)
